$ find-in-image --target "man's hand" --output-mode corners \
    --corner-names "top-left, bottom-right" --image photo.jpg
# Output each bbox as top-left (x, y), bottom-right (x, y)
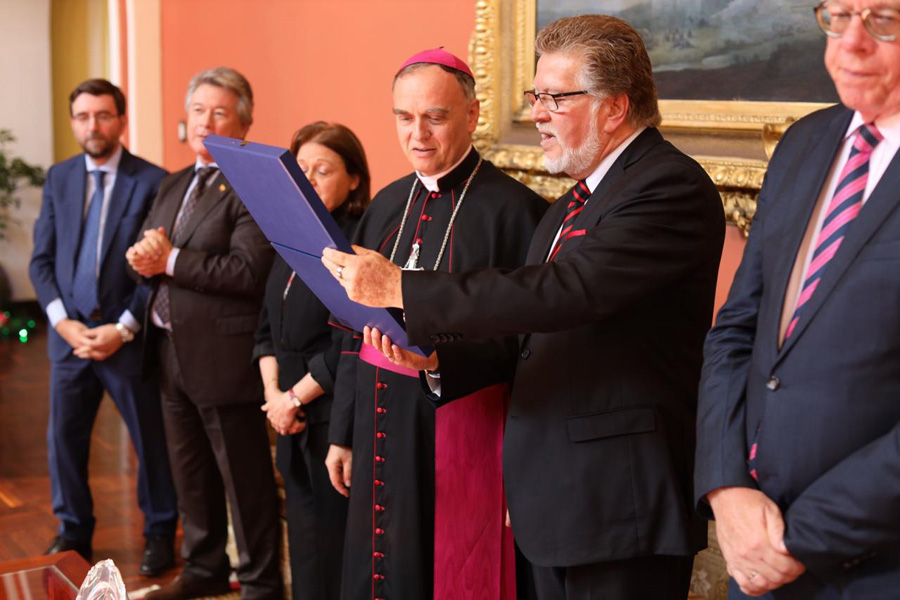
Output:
top-left (261, 390), bottom-right (305, 436)
top-left (322, 246), bottom-right (404, 309)
top-left (708, 487), bottom-right (806, 596)
top-left (365, 326), bottom-right (438, 372)
top-left (326, 444), bottom-right (353, 498)
top-left (72, 324), bottom-right (124, 361)
top-left (126, 227), bottom-right (171, 277)
top-left (56, 319), bottom-right (90, 351)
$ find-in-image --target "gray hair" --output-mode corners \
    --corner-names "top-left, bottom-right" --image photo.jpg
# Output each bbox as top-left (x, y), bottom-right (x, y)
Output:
top-left (184, 67), bottom-right (254, 126)
top-left (535, 15), bottom-right (661, 128)
top-left (393, 63), bottom-right (477, 102)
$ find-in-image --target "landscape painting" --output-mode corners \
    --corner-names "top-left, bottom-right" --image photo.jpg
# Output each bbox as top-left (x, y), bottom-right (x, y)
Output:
top-left (537, 0), bottom-right (840, 103)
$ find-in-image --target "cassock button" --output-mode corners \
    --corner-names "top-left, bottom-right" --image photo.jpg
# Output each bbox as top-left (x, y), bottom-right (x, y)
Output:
top-left (375, 504), bottom-right (386, 512)
top-left (376, 407), bottom-right (387, 414)
top-left (373, 574), bottom-right (385, 581)
top-left (766, 376), bottom-right (780, 391)
top-left (375, 455), bottom-right (386, 462)
top-left (375, 528), bottom-right (385, 535)
top-left (374, 479), bottom-right (384, 486)
top-left (376, 382), bottom-right (388, 390)
top-left (374, 552), bottom-right (385, 558)
top-left (520, 348), bottom-right (531, 359)
top-left (376, 432), bottom-right (387, 439)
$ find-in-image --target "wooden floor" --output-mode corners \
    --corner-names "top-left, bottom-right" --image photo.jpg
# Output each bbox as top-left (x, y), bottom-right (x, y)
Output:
top-left (0, 325), bottom-right (181, 591)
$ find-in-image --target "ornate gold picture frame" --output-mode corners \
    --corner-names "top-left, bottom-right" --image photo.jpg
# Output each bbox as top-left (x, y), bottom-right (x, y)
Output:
top-left (468, 0), bottom-right (838, 234)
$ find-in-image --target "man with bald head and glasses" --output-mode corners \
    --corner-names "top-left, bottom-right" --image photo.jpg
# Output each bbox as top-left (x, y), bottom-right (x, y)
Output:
top-left (694, 1), bottom-right (900, 598)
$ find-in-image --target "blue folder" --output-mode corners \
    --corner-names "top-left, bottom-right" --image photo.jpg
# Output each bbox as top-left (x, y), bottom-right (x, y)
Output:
top-left (204, 134), bottom-right (430, 356)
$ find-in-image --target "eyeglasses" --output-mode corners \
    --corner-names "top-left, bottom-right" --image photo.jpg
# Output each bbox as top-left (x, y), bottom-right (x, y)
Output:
top-left (814, 1), bottom-right (900, 42)
top-left (71, 112), bottom-right (119, 125)
top-left (524, 89), bottom-right (589, 112)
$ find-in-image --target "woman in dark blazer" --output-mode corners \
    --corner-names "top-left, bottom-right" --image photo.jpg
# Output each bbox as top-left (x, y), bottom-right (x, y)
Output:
top-left (253, 121), bottom-right (370, 600)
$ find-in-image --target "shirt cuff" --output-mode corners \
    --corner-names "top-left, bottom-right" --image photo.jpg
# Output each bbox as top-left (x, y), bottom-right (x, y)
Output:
top-left (166, 248), bottom-right (180, 277)
top-left (46, 298), bottom-right (68, 328)
top-left (425, 370), bottom-right (442, 397)
top-left (118, 310), bottom-right (141, 333)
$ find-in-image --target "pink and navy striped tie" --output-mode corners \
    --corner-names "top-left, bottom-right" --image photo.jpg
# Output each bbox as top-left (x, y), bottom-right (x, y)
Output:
top-left (784, 123), bottom-right (884, 340)
top-left (748, 123), bottom-right (883, 483)
top-left (549, 180), bottom-right (590, 262)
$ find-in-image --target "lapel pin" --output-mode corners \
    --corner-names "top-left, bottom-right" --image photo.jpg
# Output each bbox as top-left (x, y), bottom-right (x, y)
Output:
top-left (219, 183), bottom-right (227, 192)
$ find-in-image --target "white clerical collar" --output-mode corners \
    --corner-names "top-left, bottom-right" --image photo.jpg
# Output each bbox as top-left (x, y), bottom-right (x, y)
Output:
top-left (416, 145), bottom-right (474, 193)
top-left (84, 144), bottom-right (123, 174)
top-left (583, 126), bottom-right (646, 193)
top-left (845, 111), bottom-right (900, 146)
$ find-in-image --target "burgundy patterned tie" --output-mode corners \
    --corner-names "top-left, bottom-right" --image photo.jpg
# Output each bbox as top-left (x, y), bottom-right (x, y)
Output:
top-left (152, 167), bottom-right (218, 327)
top-left (784, 124), bottom-right (883, 339)
top-left (548, 180), bottom-right (590, 262)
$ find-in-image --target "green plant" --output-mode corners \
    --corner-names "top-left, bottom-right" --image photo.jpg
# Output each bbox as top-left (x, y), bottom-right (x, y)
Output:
top-left (0, 129), bottom-right (45, 240)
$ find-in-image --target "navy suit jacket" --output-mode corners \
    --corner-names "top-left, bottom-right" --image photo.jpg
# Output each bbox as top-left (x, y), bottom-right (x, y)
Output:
top-left (696, 105), bottom-right (900, 594)
top-left (30, 149), bottom-right (167, 364)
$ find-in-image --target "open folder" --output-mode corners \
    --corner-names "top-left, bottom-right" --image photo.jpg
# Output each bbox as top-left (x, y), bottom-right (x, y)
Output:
top-left (204, 134), bottom-right (431, 356)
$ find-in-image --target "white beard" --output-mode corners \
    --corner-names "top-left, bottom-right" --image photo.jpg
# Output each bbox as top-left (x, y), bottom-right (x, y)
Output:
top-left (542, 105), bottom-right (602, 178)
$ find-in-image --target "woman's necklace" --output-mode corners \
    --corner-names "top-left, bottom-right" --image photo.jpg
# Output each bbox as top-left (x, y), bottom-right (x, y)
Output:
top-left (388, 157), bottom-right (483, 271)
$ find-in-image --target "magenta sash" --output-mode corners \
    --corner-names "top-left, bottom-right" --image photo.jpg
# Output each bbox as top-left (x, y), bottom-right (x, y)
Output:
top-left (359, 342), bottom-right (419, 377)
top-left (359, 344), bottom-right (515, 599)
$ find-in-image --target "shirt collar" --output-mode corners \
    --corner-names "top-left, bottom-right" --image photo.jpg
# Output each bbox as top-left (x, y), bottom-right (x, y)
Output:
top-left (583, 126), bottom-right (646, 194)
top-left (84, 145), bottom-right (123, 174)
top-left (416, 145), bottom-right (476, 193)
top-left (845, 111), bottom-right (900, 146)
top-left (194, 157), bottom-right (220, 172)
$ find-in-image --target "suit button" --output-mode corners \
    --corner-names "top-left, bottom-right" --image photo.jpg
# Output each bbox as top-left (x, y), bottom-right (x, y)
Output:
top-left (766, 376), bottom-right (780, 391)
top-left (520, 348), bottom-right (531, 359)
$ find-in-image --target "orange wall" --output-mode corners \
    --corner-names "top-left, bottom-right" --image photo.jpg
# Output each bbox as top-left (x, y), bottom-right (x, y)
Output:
top-left (158, 0), bottom-right (748, 313)
top-left (160, 0), bottom-right (474, 191)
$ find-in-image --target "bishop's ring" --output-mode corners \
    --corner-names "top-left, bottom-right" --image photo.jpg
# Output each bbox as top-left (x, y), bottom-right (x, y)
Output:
top-left (336, 265), bottom-right (344, 279)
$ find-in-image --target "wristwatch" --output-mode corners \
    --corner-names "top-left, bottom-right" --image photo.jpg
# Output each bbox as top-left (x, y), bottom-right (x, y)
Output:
top-left (288, 388), bottom-right (302, 408)
top-left (115, 322), bottom-right (135, 343)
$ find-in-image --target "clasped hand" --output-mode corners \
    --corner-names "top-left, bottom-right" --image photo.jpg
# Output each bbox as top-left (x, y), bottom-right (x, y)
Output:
top-left (126, 227), bottom-right (172, 277)
top-left (709, 487), bottom-right (806, 596)
top-left (56, 319), bottom-right (123, 361)
top-left (261, 386), bottom-right (306, 436)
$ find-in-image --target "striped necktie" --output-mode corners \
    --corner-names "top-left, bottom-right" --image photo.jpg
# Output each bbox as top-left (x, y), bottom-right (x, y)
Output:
top-left (784, 123), bottom-right (884, 340)
top-left (548, 180), bottom-right (590, 262)
top-left (152, 166), bottom-right (218, 328)
top-left (748, 124), bottom-right (884, 482)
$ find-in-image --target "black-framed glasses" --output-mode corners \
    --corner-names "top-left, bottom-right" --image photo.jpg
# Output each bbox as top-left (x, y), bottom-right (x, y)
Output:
top-left (814, 1), bottom-right (900, 42)
top-left (524, 89), bottom-right (589, 112)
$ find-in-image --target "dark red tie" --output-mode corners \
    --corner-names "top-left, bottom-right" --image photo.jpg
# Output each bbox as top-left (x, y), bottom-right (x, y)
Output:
top-left (548, 180), bottom-right (590, 262)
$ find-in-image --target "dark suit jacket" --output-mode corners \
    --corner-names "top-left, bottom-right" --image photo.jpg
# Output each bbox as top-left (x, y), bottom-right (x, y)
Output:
top-left (402, 128), bottom-right (725, 567)
top-left (253, 210), bottom-right (360, 426)
top-left (30, 149), bottom-right (166, 365)
top-left (138, 164), bottom-right (274, 406)
top-left (696, 105), bottom-right (900, 594)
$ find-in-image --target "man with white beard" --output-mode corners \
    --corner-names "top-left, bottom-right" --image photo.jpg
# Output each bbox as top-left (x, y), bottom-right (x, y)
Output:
top-left (323, 14), bottom-right (725, 600)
